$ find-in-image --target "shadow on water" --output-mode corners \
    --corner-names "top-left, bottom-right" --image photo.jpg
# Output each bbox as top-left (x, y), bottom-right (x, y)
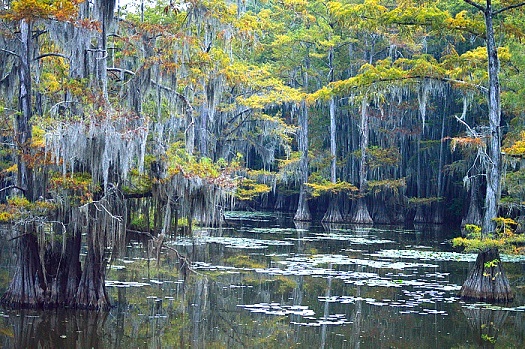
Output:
top-left (0, 309), bottom-right (108, 349)
top-left (0, 214), bottom-right (525, 348)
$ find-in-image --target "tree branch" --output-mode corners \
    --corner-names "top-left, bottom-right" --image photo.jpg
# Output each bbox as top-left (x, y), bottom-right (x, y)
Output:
top-left (0, 185), bottom-right (26, 194)
top-left (107, 67), bottom-right (136, 76)
top-left (150, 80), bottom-right (194, 115)
top-left (494, 2), bottom-right (525, 15)
top-left (123, 191), bottom-right (152, 199)
top-left (462, 0), bottom-right (486, 12)
top-left (328, 75), bottom-right (488, 96)
top-left (33, 53), bottom-right (69, 61)
top-left (0, 48), bottom-right (20, 58)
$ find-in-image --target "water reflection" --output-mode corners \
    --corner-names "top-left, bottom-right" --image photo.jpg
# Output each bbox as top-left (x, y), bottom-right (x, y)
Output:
top-left (1, 309), bottom-right (108, 348)
top-left (462, 307), bottom-right (507, 349)
top-left (0, 213), bottom-right (524, 348)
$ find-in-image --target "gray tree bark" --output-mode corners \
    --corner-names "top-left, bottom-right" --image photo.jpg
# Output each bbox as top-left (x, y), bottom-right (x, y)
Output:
top-left (349, 99), bottom-right (372, 224)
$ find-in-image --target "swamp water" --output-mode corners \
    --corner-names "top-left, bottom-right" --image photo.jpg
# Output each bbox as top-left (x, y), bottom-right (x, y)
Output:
top-left (1, 211), bottom-right (525, 348)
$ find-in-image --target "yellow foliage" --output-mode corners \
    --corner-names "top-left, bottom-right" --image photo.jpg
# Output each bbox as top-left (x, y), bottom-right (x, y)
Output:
top-left (235, 178), bottom-right (271, 201)
top-left (306, 180), bottom-right (358, 198)
top-left (503, 131), bottom-right (525, 157)
top-left (40, 72), bottom-right (62, 94)
top-left (0, 211), bottom-right (14, 223)
top-left (453, 219), bottom-right (525, 254)
top-left (7, 196), bottom-right (31, 208)
top-left (4, 164), bottom-right (17, 174)
top-left (31, 125), bottom-right (46, 148)
top-left (5, 0), bottom-right (84, 22)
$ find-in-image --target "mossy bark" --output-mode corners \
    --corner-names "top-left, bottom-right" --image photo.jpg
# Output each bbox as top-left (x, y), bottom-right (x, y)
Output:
top-left (372, 197), bottom-right (391, 224)
top-left (1, 229), bottom-right (46, 308)
top-left (462, 176), bottom-right (482, 233)
top-left (349, 198), bottom-right (373, 224)
top-left (459, 248), bottom-right (513, 303)
top-left (322, 194), bottom-right (343, 223)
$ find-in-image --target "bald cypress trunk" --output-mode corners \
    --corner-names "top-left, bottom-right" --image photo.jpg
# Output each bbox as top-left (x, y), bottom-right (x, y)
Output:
top-left (459, 0), bottom-right (514, 303)
top-left (1, 20), bottom-right (43, 309)
top-left (349, 99), bottom-right (372, 224)
top-left (294, 101), bottom-right (311, 221)
top-left (1, 227), bottom-right (46, 308)
top-left (459, 248), bottom-right (513, 303)
top-left (322, 97), bottom-right (343, 222)
top-left (481, 3), bottom-right (500, 237)
top-left (462, 175), bottom-right (483, 232)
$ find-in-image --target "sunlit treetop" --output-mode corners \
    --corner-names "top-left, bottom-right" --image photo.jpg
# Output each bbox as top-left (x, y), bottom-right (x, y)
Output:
top-left (2, 0), bottom-right (85, 22)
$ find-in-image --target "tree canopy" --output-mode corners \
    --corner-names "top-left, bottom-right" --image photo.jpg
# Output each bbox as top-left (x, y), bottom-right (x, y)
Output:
top-left (1, 0), bottom-right (525, 309)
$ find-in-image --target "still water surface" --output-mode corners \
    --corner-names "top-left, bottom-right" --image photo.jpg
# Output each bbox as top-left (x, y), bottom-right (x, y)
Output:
top-left (1, 211), bottom-right (525, 348)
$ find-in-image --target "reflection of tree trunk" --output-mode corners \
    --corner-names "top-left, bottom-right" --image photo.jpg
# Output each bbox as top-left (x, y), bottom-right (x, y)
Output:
top-left (352, 284), bottom-right (362, 349)
top-left (8, 309), bottom-right (108, 348)
top-left (462, 307), bottom-right (508, 349)
top-left (320, 265), bottom-right (332, 349)
top-left (294, 221), bottom-right (310, 254)
top-left (190, 278), bottom-right (209, 347)
top-left (321, 222), bottom-right (344, 233)
top-left (460, 248), bottom-right (513, 303)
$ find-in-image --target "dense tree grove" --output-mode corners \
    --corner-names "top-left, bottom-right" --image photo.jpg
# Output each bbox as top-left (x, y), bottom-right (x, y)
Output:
top-left (0, 0), bottom-right (525, 308)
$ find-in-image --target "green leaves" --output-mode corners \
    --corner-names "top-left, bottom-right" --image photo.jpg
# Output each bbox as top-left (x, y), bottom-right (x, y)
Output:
top-left (452, 219), bottom-right (525, 253)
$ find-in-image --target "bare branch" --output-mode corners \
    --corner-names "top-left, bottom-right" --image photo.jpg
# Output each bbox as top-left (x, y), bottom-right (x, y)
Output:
top-left (494, 2), bottom-right (525, 15)
top-left (0, 185), bottom-right (26, 194)
top-left (126, 228), bottom-right (200, 277)
top-left (454, 115), bottom-right (477, 137)
top-left (0, 48), bottom-right (20, 58)
top-left (34, 53), bottom-right (69, 61)
top-left (150, 79), bottom-right (194, 115)
top-left (107, 67), bottom-right (136, 76)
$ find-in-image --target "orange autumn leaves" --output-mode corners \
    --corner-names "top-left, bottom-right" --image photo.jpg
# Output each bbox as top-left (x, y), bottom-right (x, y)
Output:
top-left (2, 0), bottom-right (84, 22)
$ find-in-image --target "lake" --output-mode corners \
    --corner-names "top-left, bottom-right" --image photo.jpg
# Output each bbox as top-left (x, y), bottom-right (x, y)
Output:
top-left (1, 211), bottom-right (525, 348)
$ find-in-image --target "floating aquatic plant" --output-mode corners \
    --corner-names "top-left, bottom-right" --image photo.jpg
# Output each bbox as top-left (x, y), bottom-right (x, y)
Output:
top-left (105, 281), bottom-right (150, 288)
top-left (223, 211), bottom-right (282, 221)
top-left (371, 249), bottom-right (525, 262)
top-left (170, 236), bottom-right (294, 249)
top-left (238, 303), bottom-right (315, 317)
